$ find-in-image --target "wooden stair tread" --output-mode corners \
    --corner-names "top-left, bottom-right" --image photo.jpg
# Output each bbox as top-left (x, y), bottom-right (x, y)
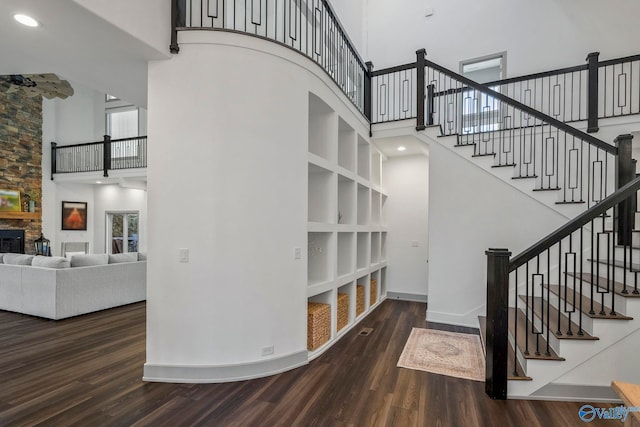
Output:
top-left (546, 285), bottom-right (633, 320)
top-left (518, 296), bottom-right (598, 340)
top-left (478, 316), bottom-right (531, 381)
top-left (508, 308), bottom-right (565, 361)
top-left (567, 272), bottom-right (640, 298)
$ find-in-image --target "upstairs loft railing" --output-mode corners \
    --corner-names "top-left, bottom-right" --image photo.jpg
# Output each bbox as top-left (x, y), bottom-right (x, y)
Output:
top-left (485, 134), bottom-right (638, 399)
top-left (51, 135), bottom-right (148, 179)
top-left (484, 53), bottom-right (640, 133)
top-left (171, 0), bottom-right (372, 120)
top-left (372, 50), bottom-right (619, 207)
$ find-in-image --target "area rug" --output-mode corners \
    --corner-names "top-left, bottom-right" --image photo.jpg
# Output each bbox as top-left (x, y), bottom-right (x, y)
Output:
top-left (397, 328), bottom-right (485, 382)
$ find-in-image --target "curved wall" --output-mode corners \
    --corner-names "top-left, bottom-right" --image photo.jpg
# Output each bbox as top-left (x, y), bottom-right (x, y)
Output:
top-left (144, 31), bottom-right (369, 382)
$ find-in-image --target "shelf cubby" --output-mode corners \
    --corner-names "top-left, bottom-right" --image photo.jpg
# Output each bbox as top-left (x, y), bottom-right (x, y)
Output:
top-left (337, 232), bottom-right (355, 277)
top-left (338, 117), bottom-right (356, 172)
top-left (357, 184), bottom-right (370, 225)
top-left (308, 163), bottom-right (335, 223)
top-left (371, 191), bottom-right (381, 225)
top-left (371, 150), bottom-right (382, 187)
top-left (356, 232), bottom-right (370, 271)
top-left (380, 267), bottom-right (387, 299)
top-left (308, 94), bottom-right (337, 162)
top-left (338, 175), bottom-right (356, 225)
top-left (371, 232), bottom-right (381, 265)
top-left (337, 282), bottom-right (354, 332)
top-left (381, 194), bottom-right (388, 226)
top-left (370, 270), bottom-right (380, 306)
top-left (308, 232), bottom-right (333, 286)
top-left (308, 290), bottom-right (335, 350)
top-left (357, 135), bottom-right (370, 180)
top-left (381, 232), bottom-right (387, 261)
top-left (356, 275), bottom-right (369, 314)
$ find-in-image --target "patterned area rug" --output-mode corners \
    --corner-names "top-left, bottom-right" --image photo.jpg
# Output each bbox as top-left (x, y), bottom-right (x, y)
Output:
top-left (397, 328), bottom-right (485, 382)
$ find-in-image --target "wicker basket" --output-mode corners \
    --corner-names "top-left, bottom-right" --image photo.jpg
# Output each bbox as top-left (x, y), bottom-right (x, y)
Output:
top-left (337, 293), bottom-right (349, 332)
top-left (370, 279), bottom-right (377, 306)
top-left (356, 285), bottom-right (365, 316)
top-left (307, 302), bottom-right (330, 351)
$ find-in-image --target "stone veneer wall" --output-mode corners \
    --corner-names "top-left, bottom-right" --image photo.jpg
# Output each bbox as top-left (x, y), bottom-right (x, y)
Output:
top-left (0, 90), bottom-right (42, 254)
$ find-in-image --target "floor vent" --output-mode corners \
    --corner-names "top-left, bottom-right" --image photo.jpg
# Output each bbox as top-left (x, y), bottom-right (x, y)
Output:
top-left (359, 327), bottom-right (373, 336)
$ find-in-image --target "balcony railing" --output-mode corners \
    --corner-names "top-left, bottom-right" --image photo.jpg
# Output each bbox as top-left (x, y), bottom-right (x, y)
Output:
top-left (171, 0), bottom-right (372, 120)
top-left (51, 136), bottom-right (147, 179)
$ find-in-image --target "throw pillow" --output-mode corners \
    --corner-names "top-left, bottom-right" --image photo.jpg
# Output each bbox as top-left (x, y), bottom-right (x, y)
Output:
top-left (3, 253), bottom-right (34, 265)
top-left (70, 253), bottom-right (109, 267)
top-left (32, 256), bottom-right (71, 269)
top-left (109, 252), bottom-right (138, 263)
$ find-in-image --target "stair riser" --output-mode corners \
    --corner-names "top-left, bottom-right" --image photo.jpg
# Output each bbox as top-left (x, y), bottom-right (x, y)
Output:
top-left (546, 283), bottom-right (630, 316)
top-left (531, 292), bottom-right (596, 335)
top-left (588, 263), bottom-right (640, 291)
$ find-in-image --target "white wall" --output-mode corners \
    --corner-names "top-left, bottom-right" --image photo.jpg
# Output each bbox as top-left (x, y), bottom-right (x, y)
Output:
top-left (384, 154), bottom-right (429, 299)
top-left (72, 0), bottom-right (170, 61)
top-left (365, 0), bottom-right (640, 75)
top-left (427, 138), bottom-right (568, 327)
top-left (329, 0), bottom-right (367, 58)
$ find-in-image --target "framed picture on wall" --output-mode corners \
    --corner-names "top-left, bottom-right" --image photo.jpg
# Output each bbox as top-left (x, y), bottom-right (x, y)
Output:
top-left (0, 189), bottom-right (21, 212)
top-left (62, 201), bottom-right (88, 230)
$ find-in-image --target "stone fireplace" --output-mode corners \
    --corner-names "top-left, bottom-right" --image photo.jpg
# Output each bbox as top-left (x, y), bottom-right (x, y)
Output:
top-left (0, 86), bottom-right (43, 255)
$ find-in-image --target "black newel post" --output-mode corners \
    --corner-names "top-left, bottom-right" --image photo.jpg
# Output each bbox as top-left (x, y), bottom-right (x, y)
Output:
top-left (103, 135), bottom-right (111, 178)
top-left (364, 61), bottom-right (373, 135)
top-left (485, 248), bottom-right (511, 400)
top-left (50, 142), bottom-right (57, 180)
top-left (586, 52), bottom-right (600, 133)
top-left (416, 49), bottom-right (427, 131)
top-left (615, 134), bottom-right (635, 246)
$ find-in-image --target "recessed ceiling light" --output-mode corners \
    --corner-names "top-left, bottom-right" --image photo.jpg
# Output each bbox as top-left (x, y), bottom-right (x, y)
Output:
top-left (14, 13), bottom-right (39, 27)
top-left (96, 181), bottom-right (102, 184)
top-left (397, 146), bottom-right (406, 152)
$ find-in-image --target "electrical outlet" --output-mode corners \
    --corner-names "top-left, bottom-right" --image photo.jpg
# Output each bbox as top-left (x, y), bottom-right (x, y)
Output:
top-left (411, 240), bottom-right (419, 247)
top-left (179, 248), bottom-right (189, 262)
top-left (294, 247), bottom-right (301, 260)
top-left (261, 345), bottom-right (274, 356)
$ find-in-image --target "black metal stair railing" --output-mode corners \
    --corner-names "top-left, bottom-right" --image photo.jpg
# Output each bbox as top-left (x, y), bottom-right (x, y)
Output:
top-left (373, 50), bottom-right (620, 207)
top-left (51, 136), bottom-right (148, 179)
top-left (485, 134), bottom-right (638, 399)
top-left (171, 0), bottom-right (371, 120)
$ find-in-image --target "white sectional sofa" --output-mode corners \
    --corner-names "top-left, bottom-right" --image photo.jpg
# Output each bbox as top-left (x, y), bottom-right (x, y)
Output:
top-left (0, 252), bottom-right (146, 320)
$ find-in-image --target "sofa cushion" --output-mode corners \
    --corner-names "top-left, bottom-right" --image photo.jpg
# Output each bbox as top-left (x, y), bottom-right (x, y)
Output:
top-left (32, 256), bottom-right (71, 269)
top-left (70, 253), bottom-right (109, 267)
top-left (64, 251), bottom-right (86, 260)
top-left (138, 252), bottom-right (147, 261)
top-left (3, 253), bottom-right (34, 265)
top-left (109, 252), bottom-right (138, 264)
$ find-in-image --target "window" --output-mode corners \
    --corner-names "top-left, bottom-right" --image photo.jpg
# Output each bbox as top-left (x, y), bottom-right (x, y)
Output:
top-left (106, 108), bottom-right (139, 139)
top-left (107, 212), bottom-right (139, 254)
top-left (460, 53), bottom-right (506, 134)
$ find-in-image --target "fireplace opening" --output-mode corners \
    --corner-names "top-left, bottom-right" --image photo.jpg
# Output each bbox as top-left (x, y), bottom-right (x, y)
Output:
top-left (0, 230), bottom-right (25, 254)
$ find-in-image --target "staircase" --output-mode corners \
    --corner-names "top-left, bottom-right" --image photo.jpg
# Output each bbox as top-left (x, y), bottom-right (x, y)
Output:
top-left (371, 50), bottom-right (640, 400)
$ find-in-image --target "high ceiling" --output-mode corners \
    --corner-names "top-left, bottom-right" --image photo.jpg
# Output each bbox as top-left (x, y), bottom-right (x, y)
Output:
top-left (0, 0), bottom-right (169, 107)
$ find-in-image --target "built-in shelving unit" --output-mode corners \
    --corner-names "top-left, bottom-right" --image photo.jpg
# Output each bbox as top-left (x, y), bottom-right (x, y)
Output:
top-left (307, 93), bottom-right (387, 359)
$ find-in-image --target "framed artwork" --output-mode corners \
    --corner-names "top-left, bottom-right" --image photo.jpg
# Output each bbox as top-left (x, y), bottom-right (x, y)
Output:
top-left (62, 201), bottom-right (88, 230)
top-left (0, 189), bottom-right (21, 212)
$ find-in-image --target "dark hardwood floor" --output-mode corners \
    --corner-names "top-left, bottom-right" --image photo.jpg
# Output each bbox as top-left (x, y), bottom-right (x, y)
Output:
top-left (0, 300), bottom-right (620, 426)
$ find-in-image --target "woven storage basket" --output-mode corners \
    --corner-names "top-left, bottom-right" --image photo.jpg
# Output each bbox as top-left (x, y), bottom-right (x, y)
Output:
top-left (337, 293), bottom-right (349, 332)
top-left (307, 302), bottom-right (330, 351)
top-left (356, 285), bottom-right (365, 316)
top-left (370, 279), bottom-right (377, 306)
